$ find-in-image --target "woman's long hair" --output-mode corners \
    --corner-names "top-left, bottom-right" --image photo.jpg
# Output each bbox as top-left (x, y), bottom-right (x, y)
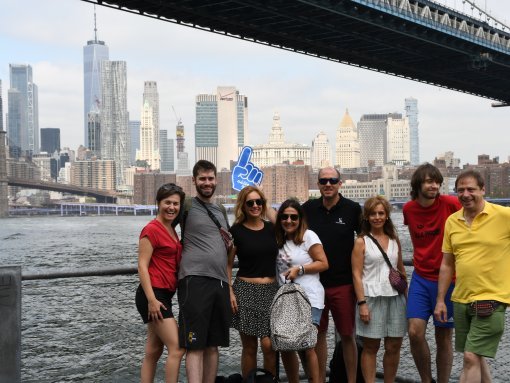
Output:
top-left (233, 186), bottom-right (267, 225)
top-left (275, 199), bottom-right (308, 248)
top-left (360, 195), bottom-right (397, 239)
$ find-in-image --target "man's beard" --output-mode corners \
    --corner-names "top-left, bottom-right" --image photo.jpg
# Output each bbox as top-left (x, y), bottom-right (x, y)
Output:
top-left (196, 184), bottom-right (216, 199)
top-left (422, 190), bottom-right (439, 199)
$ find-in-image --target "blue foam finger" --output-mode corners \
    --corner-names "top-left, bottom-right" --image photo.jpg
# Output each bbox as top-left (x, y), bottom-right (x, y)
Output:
top-left (237, 146), bottom-right (252, 167)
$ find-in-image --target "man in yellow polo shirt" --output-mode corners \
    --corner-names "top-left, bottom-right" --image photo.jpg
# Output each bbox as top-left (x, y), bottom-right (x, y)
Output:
top-left (434, 169), bottom-right (510, 382)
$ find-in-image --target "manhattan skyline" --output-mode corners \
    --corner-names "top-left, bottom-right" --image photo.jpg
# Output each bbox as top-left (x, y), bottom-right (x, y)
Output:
top-left (1, 0), bottom-right (509, 166)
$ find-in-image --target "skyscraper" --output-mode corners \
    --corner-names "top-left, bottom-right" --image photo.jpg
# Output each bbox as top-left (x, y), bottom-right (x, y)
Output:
top-left (100, 60), bottom-right (129, 187)
top-left (40, 128), bottom-right (61, 154)
top-left (386, 114), bottom-right (410, 166)
top-left (405, 97), bottom-right (419, 165)
top-left (358, 114), bottom-right (389, 167)
top-left (129, 120), bottom-right (140, 165)
top-left (0, 79), bottom-right (4, 132)
top-left (143, 81), bottom-right (159, 134)
top-left (0, 129), bottom-right (7, 218)
top-left (176, 117), bottom-right (185, 153)
top-left (159, 130), bottom-right (175, 172)
top-left (7, 64), bottom-right (39, 157)
top-left (176, 118), bottom-right (190, 175)
top-left (311, 131), bottom-right (332, 170)
top-left (195, 86), bottom-right (248, 170)
top-left (83, 9), bottom-right (109, 148)
top-left (136, 82), bottom-right (160, 170)
top-left (335, 109), bottom-right (360, 169)
top-left (88, 104), bottom-right (101, 157)
top-left (137, 100), bottom-right (160, 170)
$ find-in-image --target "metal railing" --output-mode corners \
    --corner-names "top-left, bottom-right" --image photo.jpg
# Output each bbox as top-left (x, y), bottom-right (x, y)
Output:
top-left (3, 263), bottom-right (510, 382)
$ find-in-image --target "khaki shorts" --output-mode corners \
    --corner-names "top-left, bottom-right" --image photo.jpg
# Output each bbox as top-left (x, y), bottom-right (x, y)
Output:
top-left (453, 302), bottom-right (506, 358)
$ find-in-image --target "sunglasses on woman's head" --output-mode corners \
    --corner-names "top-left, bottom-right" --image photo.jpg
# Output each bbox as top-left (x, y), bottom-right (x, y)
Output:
top-left (246, 199), bottom-right (264, 207)
top-left (161, 183), bottom-right (183, 191)
top-left (280, 214), bottom-right (299, 221)
top-left (318, 178), bottom-right (340, 185)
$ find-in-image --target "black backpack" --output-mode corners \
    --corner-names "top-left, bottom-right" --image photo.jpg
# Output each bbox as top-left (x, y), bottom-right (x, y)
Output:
top-left (328, 337), bottom-right (365, 383)
top-left (244, 368), bottom-right (277, 383)
top-left (216, 374), bottom-right (243, 383)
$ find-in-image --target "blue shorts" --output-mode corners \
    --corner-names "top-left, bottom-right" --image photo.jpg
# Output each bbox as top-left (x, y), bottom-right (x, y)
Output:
top-left (311, 307), bottom-right (322, 327)
top-left (406, 271), bottom-right (454, 328)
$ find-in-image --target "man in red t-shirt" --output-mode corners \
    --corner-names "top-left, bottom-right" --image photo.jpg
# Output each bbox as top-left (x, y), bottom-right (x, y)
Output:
top-left (403, 163), bottom-right (461, 383)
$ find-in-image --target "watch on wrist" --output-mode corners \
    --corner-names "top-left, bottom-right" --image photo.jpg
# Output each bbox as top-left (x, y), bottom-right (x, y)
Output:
top-left (297, 265), bottom-right (304, 276)
top-left (357, 300), bottom-right (367, 306)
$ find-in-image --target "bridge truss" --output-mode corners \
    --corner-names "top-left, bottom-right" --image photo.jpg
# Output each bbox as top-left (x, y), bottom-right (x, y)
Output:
top-left (85, 0), bottom-right (510, 105)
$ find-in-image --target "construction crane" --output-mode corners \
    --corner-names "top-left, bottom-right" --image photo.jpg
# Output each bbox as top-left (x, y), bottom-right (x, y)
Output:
top-left (171, 106), bottom-right (182, 126)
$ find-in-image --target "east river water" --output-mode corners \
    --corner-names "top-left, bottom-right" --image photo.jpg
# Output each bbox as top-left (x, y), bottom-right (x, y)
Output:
top-left (1, 215), bottom-right (150, 382)
top-left (1, 213), bottom-right (508, 382)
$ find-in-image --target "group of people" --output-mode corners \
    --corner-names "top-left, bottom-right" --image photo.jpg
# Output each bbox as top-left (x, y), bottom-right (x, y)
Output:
top-left (134, 159), bottom-right (332, 383)
top-left (134, 159), bottom-right (510, 383)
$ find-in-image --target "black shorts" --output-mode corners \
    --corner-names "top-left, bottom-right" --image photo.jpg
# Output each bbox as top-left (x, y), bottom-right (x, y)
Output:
top-left (178, 276), bottom-right (231, 350)
top-left (135, 284), bottom-right (175, 324)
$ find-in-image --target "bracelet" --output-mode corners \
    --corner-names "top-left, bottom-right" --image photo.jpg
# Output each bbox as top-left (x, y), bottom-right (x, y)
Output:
top-left (357, 300), bottom-right (367, 306)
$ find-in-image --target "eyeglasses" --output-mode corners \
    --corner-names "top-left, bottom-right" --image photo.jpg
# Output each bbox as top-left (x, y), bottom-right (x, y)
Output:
top-left (246, 199), bottom-right (264, 207)
top-left (318, 178), bottom-right (340, 185)
top-left (280, 214), bottom-right (299, 221)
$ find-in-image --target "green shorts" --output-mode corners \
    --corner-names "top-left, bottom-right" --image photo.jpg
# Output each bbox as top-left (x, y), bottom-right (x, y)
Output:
top-left (453, 302), bottom-right (506, 358)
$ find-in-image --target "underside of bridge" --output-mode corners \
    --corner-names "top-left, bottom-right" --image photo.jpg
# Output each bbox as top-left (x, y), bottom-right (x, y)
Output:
top-left (7, 178), bottom-right (117, 203)
top-left (88, 0), bottom-right (510, 104)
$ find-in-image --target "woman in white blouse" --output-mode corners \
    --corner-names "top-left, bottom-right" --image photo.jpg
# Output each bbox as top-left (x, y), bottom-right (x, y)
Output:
top-left (352, 196), bottom-right (407, 383)
top-left (274, 199), bottom-right (329, 383)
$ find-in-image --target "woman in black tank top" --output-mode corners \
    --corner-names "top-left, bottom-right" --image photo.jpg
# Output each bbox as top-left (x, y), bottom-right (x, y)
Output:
top-left (227, 186), bottom-right (279, 378)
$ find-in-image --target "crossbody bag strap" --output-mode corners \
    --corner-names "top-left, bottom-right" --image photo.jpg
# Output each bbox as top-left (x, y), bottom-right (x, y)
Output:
top-left (194, 197), bottom-right (224, 230)
top-left (179, 198), bottom-right (193, 244)
top-left (366, 233), bottom-right (393, 269)
top-left (218, 203), bottom-right (230, 230)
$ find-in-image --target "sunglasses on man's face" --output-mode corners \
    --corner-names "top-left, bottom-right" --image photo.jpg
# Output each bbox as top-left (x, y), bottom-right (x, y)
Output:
top-left (246, 199), bottom-right (264, 207)
top-left (318, 177), bottom-right (340, 185)
top-left (280, 214), bottom-right (299, 221)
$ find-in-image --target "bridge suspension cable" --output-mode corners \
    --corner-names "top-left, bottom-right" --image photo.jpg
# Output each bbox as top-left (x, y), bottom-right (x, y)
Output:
top-left (457, 0), bottom-right (510, 31)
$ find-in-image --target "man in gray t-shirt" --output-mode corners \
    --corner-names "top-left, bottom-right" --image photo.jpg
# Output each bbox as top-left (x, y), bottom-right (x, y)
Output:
top-left (178, 198), bottom-right (229, 282)
top-left (178, 160), bottom-right (231, 383)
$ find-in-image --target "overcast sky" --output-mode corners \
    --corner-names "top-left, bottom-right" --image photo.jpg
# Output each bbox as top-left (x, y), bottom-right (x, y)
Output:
top-left (1, 0), bottom-right (509, 165)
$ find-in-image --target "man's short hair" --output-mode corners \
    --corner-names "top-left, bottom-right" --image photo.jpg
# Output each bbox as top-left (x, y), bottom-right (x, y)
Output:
top-left (193, 160), bottom-right (217, 178)
top-left (318, 166), bottom-right (341, 181)
top-left (410, 163), bottom-right (443, 200)
top-left (455, 169), bottom-right (485, 191)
